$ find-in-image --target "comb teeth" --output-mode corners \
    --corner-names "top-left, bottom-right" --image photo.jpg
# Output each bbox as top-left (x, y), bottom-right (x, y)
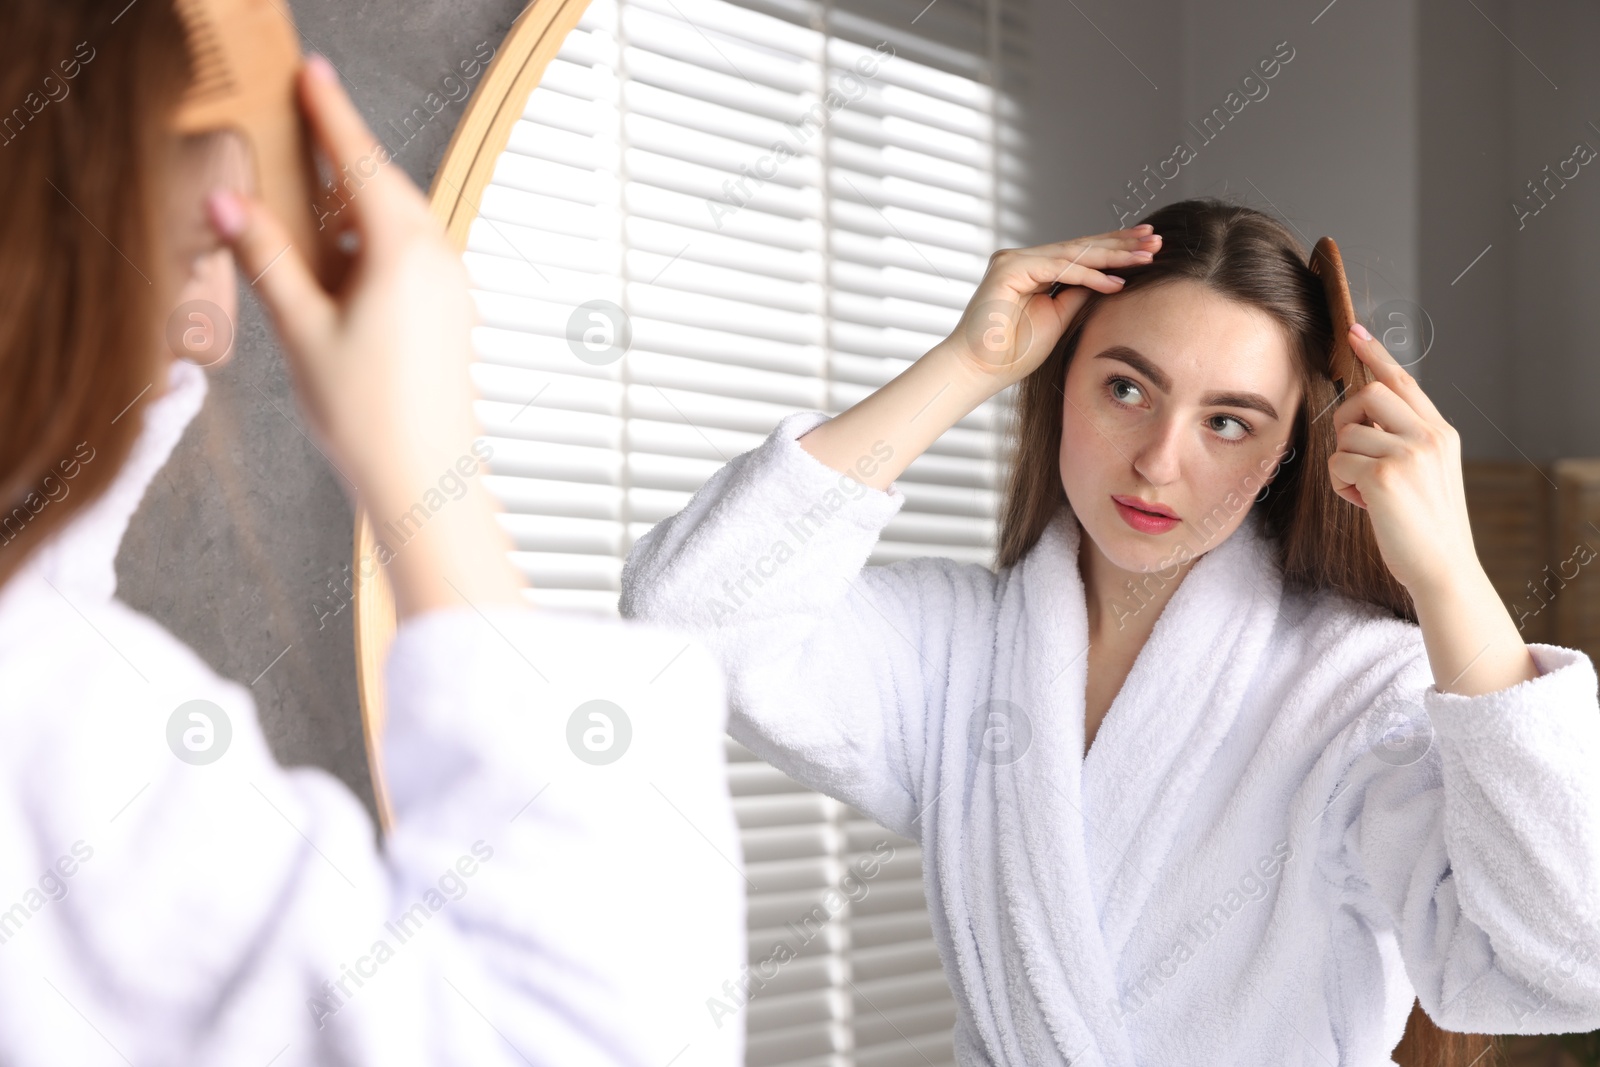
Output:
top-left (172, 0), bottom-right (237, 105)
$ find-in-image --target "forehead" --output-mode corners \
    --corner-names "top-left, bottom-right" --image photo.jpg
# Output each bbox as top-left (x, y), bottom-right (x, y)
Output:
top-left (170, 130), bottom-right (256, 198)
top-left (1078, 279), bottom-right (1300, 395)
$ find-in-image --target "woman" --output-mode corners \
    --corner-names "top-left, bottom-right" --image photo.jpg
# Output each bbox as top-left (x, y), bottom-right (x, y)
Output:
top-left (0, 3), bottom-right (742, 1064)
top-left (620, 198), bottom-right (1600, 1066)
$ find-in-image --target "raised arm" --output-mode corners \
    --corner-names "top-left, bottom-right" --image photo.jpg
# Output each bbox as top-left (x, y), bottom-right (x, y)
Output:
top-left (1324, 640), bottom-right (1600, 1036)
top-left (621, 231), bottom-right (1159, 835)
top-left (44, 55), bottom-right (737, 1065)
top-left (795, 231), bottom-right (1161, 490)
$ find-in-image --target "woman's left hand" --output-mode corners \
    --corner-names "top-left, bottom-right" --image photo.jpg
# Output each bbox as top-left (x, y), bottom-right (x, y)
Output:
top-left (1327, 322), bottom-right (1478, 598)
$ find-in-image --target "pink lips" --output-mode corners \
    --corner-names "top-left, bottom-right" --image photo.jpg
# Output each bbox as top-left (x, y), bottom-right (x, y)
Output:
top-left (1111, 494), bottom-right (1179, 534)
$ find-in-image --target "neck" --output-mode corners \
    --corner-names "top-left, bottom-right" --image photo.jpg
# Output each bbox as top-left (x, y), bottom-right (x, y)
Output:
top-left (1078, 518), bottom-right (1197, 643)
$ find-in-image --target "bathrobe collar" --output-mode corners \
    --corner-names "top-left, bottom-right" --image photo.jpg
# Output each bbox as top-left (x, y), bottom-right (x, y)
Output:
top-left (991, 501), bottom-right (1283, 1066)
top-left (0, 358), bottom-right (207, 632)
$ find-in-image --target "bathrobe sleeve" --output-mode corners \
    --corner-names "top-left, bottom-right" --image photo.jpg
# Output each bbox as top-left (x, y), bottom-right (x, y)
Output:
top-left (620, 410), bottom-right (993, 838)
top-left (1328, 639), bottom-right (1600, 1035)
top-left (0, 602), bottom-right (743, 1067)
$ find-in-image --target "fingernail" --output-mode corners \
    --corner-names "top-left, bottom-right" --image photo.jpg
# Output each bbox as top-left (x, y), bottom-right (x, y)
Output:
top-left (1350, 321), bottom-right (1372, 341)
top-left (306, 52), bottom-right (337, 83)
top-left (1110, 275), bottom-right (1127, 285)
top-left (205, 189), bottom-right (246, 239)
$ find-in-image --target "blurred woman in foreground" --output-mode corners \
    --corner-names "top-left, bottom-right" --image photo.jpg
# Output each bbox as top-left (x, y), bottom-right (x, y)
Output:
top-left (0, 3), bottom-right (744, 1064)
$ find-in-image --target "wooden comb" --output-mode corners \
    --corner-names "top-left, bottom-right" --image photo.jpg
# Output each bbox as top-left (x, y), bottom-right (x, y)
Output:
top-left (171, 0), bottom-right (344, 289)
top-left (1307, 236), bottom-right (1360, 399)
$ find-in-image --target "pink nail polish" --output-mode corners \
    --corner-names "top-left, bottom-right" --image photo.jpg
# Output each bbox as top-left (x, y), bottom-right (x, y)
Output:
top-left (1350, 321), bottom-right (1372, 341)
top-left (206, 189), bottom-right (245, 239)
top-left (306, 53), bottom-right (337, 83)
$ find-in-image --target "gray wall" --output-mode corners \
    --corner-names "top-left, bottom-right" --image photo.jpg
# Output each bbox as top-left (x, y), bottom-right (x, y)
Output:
top-left (1018, 0), bottom-right (1598, 462)
top-left (1023, 0), bottom-right (1419, 315)
top-left (1498, 0), bottom-right (1600, 459)
top-left (1018, 1), bottom-right (1183, 245)
top-left (117, 0), bottom-right (526, 825)
top-left (1418, 0), bottom-right (1515, 449)
top-left (120, 0), bottom-right (1600, 822)
top-left (1417, 0), bottom-right (1600, 460)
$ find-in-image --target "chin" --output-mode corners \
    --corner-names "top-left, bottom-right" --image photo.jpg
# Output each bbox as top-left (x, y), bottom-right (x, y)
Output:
top-left (1080, 513), bottom-right (1187, 573)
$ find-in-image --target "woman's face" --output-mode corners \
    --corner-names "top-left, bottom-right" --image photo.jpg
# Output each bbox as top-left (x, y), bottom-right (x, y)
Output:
top-left (1059, 278), bottom-right (1303, 574)
top-left (160, 130), bottom-right (253, 371)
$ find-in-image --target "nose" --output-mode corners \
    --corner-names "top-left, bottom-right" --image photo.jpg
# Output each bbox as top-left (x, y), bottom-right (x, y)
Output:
top-left (1131, 415), bottom-right (1184, 487)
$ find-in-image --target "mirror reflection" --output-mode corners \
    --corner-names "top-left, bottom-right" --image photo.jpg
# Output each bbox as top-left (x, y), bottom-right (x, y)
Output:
top-left (4, 0), bottom-right (1597, 1065)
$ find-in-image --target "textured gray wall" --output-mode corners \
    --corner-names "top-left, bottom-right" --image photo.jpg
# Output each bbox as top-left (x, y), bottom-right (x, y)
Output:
top-left (117, 0), bottom-right (525, 826)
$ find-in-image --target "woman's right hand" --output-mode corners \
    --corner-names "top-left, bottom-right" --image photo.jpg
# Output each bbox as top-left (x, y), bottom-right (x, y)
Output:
top-left (205, 54), bottom-right (479, 500)
top-left (942, 226), bottom-right (1162, 388)
top-left (205, 54), bottom-right (525, 618)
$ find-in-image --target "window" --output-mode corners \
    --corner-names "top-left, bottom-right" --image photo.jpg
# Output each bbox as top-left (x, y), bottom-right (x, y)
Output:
top-left (460, 0), bottom-right (1029, 1059)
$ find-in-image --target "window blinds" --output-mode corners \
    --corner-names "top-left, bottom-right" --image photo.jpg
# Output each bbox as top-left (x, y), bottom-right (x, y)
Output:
top-left (460, 0), bottom-right (1029, 1060)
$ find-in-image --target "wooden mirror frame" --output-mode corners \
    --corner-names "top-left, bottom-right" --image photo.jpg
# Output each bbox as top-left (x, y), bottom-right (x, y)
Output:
top-left (353, 0), bottom-right (594, 832)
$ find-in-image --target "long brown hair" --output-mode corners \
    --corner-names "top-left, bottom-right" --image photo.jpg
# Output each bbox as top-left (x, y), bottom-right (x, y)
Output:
top-left (0, 0), bottom-right (192, 590)
top-left (996, 197), bottom-right (1501, 1067)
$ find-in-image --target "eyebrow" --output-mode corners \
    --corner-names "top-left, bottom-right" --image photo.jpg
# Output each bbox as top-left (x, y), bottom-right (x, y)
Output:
top-left (1093, 345), bottom-right (1282, 421)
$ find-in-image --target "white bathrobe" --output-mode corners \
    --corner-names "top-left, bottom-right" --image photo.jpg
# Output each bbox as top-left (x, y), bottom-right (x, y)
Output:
top-left (619, 409), bottom-right (1600, 1067)
top-left (0, 357), bottom-right (745, 1067)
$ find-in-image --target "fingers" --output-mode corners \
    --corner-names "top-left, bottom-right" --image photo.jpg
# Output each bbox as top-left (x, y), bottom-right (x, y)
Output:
top-left (1017, 228), bottom-right (1160, 299)
top-left (299, 55), bottom-right (383, 180)
top-left (296, 55), bottom-right (421, 230)
top-left (1027, 226), bottom-right (1160, 259)
top-left (1050, 241), bottom-right (1156, 271)
top-left (1027, 224), bottom-right (1150, 245)
top-left (1327, 449), bottom-right (1374, 509)
top-left (1065, 223), bottom-right (1155, 245)
top-left (1333, 420), bottom-right (1401, 459)
top-left (1331, 380), bottom-right (1422, 438)
top-left (207, 188), bottom-right (333, 353)
top-left (996, 251), bottom-right (1131, 297)
top-left (1348, 323), bottom-right (1443, 421)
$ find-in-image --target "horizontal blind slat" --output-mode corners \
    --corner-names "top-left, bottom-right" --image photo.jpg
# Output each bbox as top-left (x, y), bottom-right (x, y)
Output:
top-left (457, 0), bottom-right (1026, 1058)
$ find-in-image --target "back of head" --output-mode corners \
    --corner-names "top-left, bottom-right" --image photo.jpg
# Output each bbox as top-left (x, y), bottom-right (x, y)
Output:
top-left (0, 0), bottom-right (193, 589)
top-left (998, 196), bottom-right (1415, 625)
